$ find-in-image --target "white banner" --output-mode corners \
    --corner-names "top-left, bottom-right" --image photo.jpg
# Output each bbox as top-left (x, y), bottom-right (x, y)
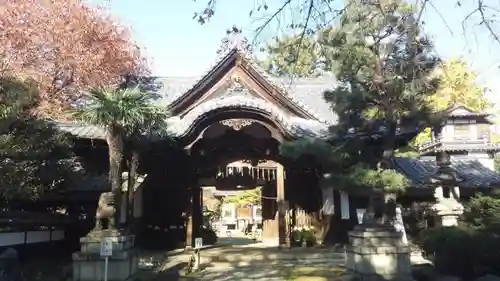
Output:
top-left (356, 208), bottom-right (366, 224)
top-left (340, 191), bottom-right (350, 219)
top-left (321, 187), bottom-right (335, 215)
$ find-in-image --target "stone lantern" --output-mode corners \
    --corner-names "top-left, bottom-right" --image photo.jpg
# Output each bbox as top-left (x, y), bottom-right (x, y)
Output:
top-left (430, 152), bottom-right (464, 227)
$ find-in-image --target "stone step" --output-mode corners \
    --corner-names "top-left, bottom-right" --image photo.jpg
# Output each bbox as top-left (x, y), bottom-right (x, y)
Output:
top-left (201, 255), bottom-right (345, 264)
top-left (196, 262), bottom-right (349, 281)
top-left (199, 249), bottom-right (346, 263)
top-left (200, 261), bottom-right (346, 271)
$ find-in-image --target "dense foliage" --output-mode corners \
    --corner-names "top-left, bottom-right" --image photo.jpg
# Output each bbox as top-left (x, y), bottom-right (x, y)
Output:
top-left (261, 35), bottom-right (325, 77)
top-left (321, 1), bottom-right (439, 135)
top-left (223, 188), bottom-right (262, 207)
top-left (418, 194), bottom-right (500, 279)
top-left (261, 26), bottom-right (492, 150)
top-left (281, 0), bottom-right (438, 209)
top-left (0, 76), bottom-right (83, 206)
top-left (72, 86), bottom-right (169, 193)
top-left (463, 193), bottom-right (500, 233)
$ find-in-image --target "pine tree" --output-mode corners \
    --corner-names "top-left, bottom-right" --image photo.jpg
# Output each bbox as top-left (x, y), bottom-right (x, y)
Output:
top-left (322, 0), bottom-right (440, 222)
top-left (281, 0), bottom-right (441, 224)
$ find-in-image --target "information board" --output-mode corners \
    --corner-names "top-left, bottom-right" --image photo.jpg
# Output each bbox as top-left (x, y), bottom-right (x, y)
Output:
top-left (100, 237), bottom-right (113, 257)
top-left (194, 237), bottom-right (203, 249)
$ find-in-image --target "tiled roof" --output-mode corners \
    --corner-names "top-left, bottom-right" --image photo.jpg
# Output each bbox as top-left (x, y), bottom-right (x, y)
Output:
top-left (419, 139), bottom-right (500, 153)
top-left (275, 76), bottom-right (337, 123)
top-left (167, 82), bottom-right (329, 139)
top-left (54, 43), bottom-right (341, 140)
top-left (393, 157), bottom-right (500, 188)
top-left (57, 122), bottom-right (106, 140)
top-left (443, 104), bottom-right (491, 118)
top-left (151, 46), bottom-right (338, 124)
top-left (55, 72), bottom-right (338, 140)
top-left (154, 75), bottom-right (338, 123)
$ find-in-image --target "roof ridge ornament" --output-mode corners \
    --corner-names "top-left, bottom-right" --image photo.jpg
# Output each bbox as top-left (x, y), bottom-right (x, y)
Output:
top-left (216, 26), bottom-right (252, 60)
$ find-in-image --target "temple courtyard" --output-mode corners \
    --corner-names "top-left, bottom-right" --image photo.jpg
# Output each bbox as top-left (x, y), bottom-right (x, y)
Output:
top-left (137, 235), bottom-right (350, 281)
top-left (134, 233), bottom-right (435, 281)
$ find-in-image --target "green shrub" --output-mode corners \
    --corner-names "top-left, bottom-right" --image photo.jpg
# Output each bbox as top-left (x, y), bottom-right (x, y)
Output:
top-left (463, 193), bottom-right (500, 232)
top-left (418, 226), bottom-right (473, 277)
top-left (417, 194), bottom-right (500, 279)
top-left (292, 227), bottom-right (317, 246)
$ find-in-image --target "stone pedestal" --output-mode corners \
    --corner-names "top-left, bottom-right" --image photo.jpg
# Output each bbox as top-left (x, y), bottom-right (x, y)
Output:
top-left (432, 200), bottom-right (463, 227)
top-left (345, 225), bottom-right (413, 281)
top-left (431, 186), bottom-right (464, 227)
top-left (72, 230), bottom-right (138, 281)
top-left (438, 213), bottom-right (459, 227)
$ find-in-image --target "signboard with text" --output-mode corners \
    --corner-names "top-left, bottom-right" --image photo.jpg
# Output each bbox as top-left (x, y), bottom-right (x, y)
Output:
top-left (195, 237), bottom-right (203, 249)
top-left (100, 237), bottom-right (113, 257)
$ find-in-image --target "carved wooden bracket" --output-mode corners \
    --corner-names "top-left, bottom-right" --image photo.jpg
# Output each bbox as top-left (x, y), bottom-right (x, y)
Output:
top-left (220, 119), bottom-right (254, 130)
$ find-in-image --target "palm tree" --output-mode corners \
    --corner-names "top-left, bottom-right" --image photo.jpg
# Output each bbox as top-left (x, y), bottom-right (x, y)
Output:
top-left (123, 99), bottom-right (173, 229)
top-left (73, 86), bottom-right (170, 229)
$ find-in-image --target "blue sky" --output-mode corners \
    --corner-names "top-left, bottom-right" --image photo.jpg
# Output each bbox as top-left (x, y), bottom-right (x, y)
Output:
top-left (99, 0), bottom-right (500, 105)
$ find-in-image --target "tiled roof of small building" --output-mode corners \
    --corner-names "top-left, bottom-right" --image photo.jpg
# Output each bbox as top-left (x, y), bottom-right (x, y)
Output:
top-left (419, 139), bottom-right (500, 153)
top-left (57, 122), bottom-right (106, 140)
top-left (393, 157), bottom-right (500, 188)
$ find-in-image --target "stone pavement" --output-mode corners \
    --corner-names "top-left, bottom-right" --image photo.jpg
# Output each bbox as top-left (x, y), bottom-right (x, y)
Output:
top-left (139, 235), bottom-right (348, 281)
top-left (137, 233), bottom-right (432, 281)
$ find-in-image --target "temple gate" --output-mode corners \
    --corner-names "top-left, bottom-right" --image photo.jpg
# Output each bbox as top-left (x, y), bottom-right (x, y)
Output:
top-left (56, 28), bottom-right (500, 253)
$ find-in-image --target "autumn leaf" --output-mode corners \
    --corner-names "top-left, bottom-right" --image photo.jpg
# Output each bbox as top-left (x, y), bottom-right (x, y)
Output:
top-left (0, 0), bottom-right (148, 119)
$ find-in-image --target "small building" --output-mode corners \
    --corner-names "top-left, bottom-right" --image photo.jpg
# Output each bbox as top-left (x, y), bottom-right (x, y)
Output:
top-left (420, 104), bottom-right (499, 170)
top-left (394, 105), bottom-right (500, 199)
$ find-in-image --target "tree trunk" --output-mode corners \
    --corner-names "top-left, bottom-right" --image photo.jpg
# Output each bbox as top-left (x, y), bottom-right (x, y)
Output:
top-left (382, 193), bottom-right (397, 224)
top-left (368, 190), bottom-right (385, 224)
top-left (106, 124), bottom-right (124, 230)
top-left (126, 149), bottom-right (139, 231)
top-left (374, 116), bottom-right (397, 224)
top-left (378, 118), bottom-right (398, 225)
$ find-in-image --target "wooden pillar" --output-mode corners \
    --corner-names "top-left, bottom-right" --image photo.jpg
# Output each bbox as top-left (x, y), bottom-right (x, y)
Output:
top-left (186, 185), bottom-right (201, 249)
top-left (185, 186), bottom-right (194, 249)
top-left (262, 182), bottom-right (278, 245)
top-left (193, 186), bottom-right (201, 240)
top-left (184, 150), bottom-right (201, 249)
top-left (261, 163), bottom-right (288, 247)
top-left (199, 187), bottom-right (204, 228)
top-left (276, 163), bottom-right (287, 247)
